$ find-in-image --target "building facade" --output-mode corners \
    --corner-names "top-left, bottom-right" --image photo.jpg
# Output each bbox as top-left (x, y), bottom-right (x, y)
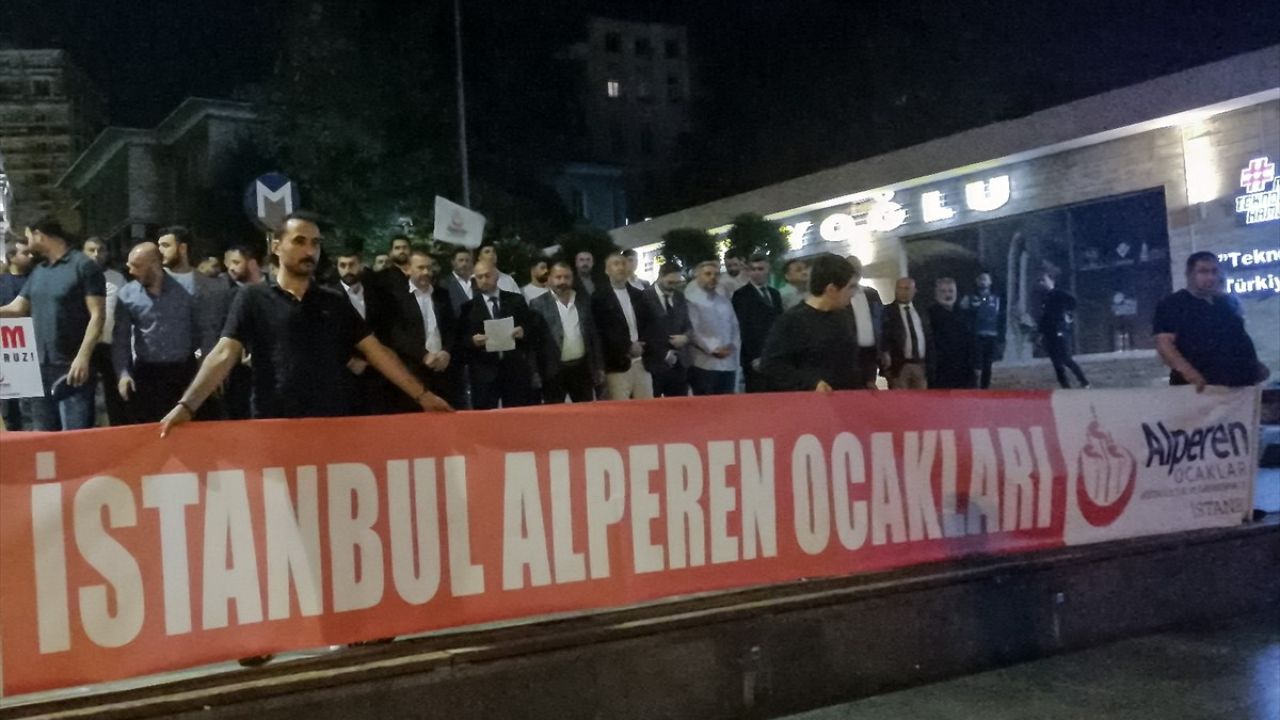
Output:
top-left (612, 46), bottom-right (1280, 384)
top-left (560, 17), bottom-right (692, 222)
top-left (0, 49), bottom-right (106, 231)
top-left (57, 97), bottom-right (260, 256)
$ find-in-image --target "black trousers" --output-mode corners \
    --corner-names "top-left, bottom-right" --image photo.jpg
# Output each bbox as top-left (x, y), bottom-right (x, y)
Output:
top-left (470, 361), bottom-right (535, 410)
top-left (542, 359), bottom-right (595, 403)
top-left (652, 362), bottom-right (689, 397)
top-left (975, 335), bottom-right (998, 389)
top-left (742, 361), bottom-right (768, 393)
top-left (127, 361), bottom-right (197, 424)
top-left (1044, 334), bottom-right (1088, 389)
top-left (855, 346), bottom-right (879, 389)
top-left (92, 343), bottom-right (126, 425)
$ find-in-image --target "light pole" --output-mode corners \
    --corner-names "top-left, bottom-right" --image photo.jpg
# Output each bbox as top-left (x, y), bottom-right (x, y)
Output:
top-left (453, 0), bottom-right (471, 208)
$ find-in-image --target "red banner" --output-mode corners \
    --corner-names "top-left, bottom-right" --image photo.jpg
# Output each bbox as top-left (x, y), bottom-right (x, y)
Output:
top-left (0, 388), bottom-right (1258, 696)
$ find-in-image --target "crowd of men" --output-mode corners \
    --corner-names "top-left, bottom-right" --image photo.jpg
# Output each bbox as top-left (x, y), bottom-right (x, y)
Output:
top-left (0, 214), bottom-right (1269, 433)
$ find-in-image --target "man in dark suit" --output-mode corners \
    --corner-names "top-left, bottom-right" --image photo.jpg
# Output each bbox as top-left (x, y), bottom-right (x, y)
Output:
top-left (732, 255), bottom-right (784, 393)
top-left (459, 258), bottom-right (537, 409)
top-left (529, 261), bottom-right (603, 403)
top-left (848, 256), bottom-right (886, 389)
top-left (593, 252), bottom-right (663, 400)
top-left (642, 262), bottom-right (692, 397)
top-left (882, 276), bottom-right (929, 389)
top-left (380, 248), bottom-right (462, 410)
top-left (443, 246), bottom-right (476, 316)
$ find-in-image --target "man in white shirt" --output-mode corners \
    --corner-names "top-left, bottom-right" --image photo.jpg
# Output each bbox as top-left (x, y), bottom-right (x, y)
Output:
top-left (444, 246), bottom-right (476, 315)
top-left (381, 248), bottom-right (461, 410)
top-left (529, 261), bottom-right (603, 403)
top-left (883, 277), bottom-right (929, 389)
top-left (847, 256), bottom-right (885, 389)
top-left (522, 257), bottom-right (551, 302)
top-left (592, 252), bottom-right (659, 400)
top-left (84, 236), bottom-right (127, 425)
top-left (686, 260), bottom-right (740, 395)
top-left (778, 258), bottom-right (811, 310)
top-left (477, 240), bottom-right (521, 293)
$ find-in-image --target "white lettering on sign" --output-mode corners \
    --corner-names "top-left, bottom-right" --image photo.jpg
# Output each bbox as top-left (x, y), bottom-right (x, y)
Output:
top-left (1234, 157), bottom-right (1279, 225)
top-left (783, 174), bottom-right (1011, 252)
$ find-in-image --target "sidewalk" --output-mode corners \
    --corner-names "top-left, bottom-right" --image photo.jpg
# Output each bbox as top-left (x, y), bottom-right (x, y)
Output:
top-left (781, 611), bottom-right (1279, 720)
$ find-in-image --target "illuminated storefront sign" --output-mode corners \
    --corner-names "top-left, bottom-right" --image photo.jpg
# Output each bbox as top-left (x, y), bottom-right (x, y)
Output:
top-left (1235, 156), bottom-right (1279, 225)
top-left (783, 174), bottom-right (1011, 252)
top-left (1219, 247), bottom-right (1280, 296)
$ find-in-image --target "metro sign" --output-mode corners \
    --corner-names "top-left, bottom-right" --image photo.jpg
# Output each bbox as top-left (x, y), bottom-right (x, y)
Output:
top-left (1235, 156), bottom-right (1279, 225)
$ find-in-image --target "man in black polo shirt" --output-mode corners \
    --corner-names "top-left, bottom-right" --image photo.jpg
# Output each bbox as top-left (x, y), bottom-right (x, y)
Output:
top-left (0, 217), bottom-right (105, 430)
top-left (158, 213), bottom-right (452, 435)
top-left (1153, 251), bottom-right (1270, 390)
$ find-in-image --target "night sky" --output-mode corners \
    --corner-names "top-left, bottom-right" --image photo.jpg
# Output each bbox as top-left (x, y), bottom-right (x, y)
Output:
top-left (6, 0), bottom-right (1280, 205)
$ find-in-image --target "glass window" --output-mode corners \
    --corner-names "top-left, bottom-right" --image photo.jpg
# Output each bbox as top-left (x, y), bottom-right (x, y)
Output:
top-left (604, 32), bottom-right (621, 53)
top-left (636, 79), bottom-right (652, 102)
top-left (606, 80), bottom-right (620, 98)
top-left (635, 38), bottom-right (653, 57)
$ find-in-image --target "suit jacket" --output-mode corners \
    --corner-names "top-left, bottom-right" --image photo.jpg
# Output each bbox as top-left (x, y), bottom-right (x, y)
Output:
top-left (851, 286), bottom-right (885, 352)
top-left (529, 291), bottom-right (604, 383)
top-left (592, 283), bottom-right (664, 374)
top-left (193, 271), bottom-right (234, 357)
top-left (443, 273), bottom-right (477, 317)
top-left (382, 284), bottom-right (458, 369)
top-left (732, 283), bottom-right (784, 367)
top-left (459, 289), bottom-right (537, 380)
top-left (882, 300), bottom-right (930, 376)
top-left (642, 284), bottom-right (693, 369)
top-left (362, 267), bottom-right (408, 336)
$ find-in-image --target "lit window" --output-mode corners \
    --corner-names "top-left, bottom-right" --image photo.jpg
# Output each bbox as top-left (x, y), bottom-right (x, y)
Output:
top-left (606, 80), bottom-right (620, 98)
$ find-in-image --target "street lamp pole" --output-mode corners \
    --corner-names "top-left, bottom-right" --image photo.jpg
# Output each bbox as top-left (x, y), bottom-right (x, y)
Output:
top-left (453, 0), bottom-right (471, 207)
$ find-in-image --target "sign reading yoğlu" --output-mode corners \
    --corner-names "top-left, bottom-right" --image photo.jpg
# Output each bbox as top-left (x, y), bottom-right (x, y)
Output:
top-left (0, 318), bottom-right (43, 400)
top-left (0, 387), bottom-right (1257, 695)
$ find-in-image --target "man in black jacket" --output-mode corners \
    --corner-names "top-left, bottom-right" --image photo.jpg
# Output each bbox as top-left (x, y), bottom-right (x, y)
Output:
top-left (641, 262), bottom-right (692, 397)
top-left (882, 277), bottom-right (929, 389)
top-left (460, 258), bottom-right (537, 409)
top-left (1037, 272), bottom-right (1089, 389)
top-left (732, 255), bottom-right (783, 393)
top-left (380, 248), bottom-right (463, 410)
top-left (593, 252), bottom-right (662, 400)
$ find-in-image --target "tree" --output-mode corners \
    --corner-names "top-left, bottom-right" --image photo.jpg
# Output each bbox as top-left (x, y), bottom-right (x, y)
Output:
top-left (726, 213), bottom-right (788, 265)
top-left (659, 227), bottom-right (718, 269)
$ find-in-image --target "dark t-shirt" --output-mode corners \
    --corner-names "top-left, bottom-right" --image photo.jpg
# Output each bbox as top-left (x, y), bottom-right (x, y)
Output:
top-left (1152, 289), bottom-right (1259, 387)
top-left (18, 249), bottom-right (106, 365)
top-left (1038, 288), bottom-right (1076, 336)
top-left (759, 303), bottom-right (862, 391)
top-left (222, 283), bottom-right (372, 418)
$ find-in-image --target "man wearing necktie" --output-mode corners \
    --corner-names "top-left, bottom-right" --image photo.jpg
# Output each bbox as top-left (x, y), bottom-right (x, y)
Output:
top-left (460, 259), bottom-right (537, 409)
top-left (882, 277), bottom-right (929, 389)
top-left (732, 255), bottom-right (783, 393)
top-left (642, 262), bottom-right (693, 397)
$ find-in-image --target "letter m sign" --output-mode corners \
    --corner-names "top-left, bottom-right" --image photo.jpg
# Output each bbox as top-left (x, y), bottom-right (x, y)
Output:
top-left (243, 173), bottom-right (301, 232)
top-left (1, 324), bottom-right (25, 349)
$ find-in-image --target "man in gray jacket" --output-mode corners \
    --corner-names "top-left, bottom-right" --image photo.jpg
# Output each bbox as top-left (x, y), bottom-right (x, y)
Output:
top-left (530, 261), bottom-right (603, 403)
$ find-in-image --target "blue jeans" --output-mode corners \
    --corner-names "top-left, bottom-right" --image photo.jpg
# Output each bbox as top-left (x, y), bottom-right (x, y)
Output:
top-left (689, 367), bottom-right (737, 396)
top-left (21, 363), bottom-right (96, 431)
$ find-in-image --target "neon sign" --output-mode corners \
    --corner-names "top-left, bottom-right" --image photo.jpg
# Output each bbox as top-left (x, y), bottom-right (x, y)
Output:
top-left (1219, 247), bottom-right (1280, 296)
top-left (1235, 157), bottom-right (1279, 225)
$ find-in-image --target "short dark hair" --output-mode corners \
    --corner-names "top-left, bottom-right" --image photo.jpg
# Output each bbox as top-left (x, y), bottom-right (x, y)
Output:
top-left (83, 235), bottom-right (106, 248)
top-left (783, 258), bottom-right (807, 274)
top-left (452, 245), bottom-right (473, 259)
top-left (550, 260), bottom-right (573, 274)
top-left (280, 210), bottom-right (323, 233)
top-left (27, 216), bottom-right (68, 241)
top-left (227, 243), bottom-right (262, 263)
top-left (159, 225), bottom-right (193, 248)
top-left (529, 256), bottom-right (549, 271)
top-left (390, 234), bottom-right (411, 247)
top-left (1186, 251), bottom-right (1218, 273)
top-left (478, 238), bottom-right (497, 251)
top-left (409, 247), bottom-right (433, 261)
top-left (808, 253), bottom-right (854, 296)
top-left (749, 254), bottom-right (769, 265)
top-left (725, 248), bottom-right (748, 261)
top-left (658, 261), bottom-right (683, 277)
top-left (335, 246), bottom-right (362, 261)
top-left (622, 248), bottom-right (637, 259)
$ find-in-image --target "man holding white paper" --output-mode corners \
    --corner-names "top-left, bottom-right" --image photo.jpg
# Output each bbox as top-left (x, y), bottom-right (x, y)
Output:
top-left (460, 259), bottom-right (537, 409)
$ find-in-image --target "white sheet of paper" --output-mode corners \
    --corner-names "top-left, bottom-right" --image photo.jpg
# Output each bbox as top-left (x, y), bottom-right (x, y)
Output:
top-left (483, 316), bottom-right (516, 352)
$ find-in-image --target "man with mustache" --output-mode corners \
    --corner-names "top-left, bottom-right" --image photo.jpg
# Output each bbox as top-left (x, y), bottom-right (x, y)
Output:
top-left (159, 212), bottom-right (451, 434)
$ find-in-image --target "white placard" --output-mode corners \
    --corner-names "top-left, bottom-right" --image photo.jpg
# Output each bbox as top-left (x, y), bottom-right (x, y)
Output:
top-left (0, 318), bottom-right (43, 399)
top-left (483, 316), bottom-right (516, 352)
top-left (432, 196), bottom-right (487, 248)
